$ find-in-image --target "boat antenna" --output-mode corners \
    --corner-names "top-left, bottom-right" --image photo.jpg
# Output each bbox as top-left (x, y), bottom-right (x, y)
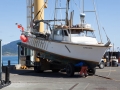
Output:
top-left (80, 0), bottom-right (85, 29)
top-left (82, 0), bottom-right (84, 13)
top-left (68, 0), bottom-right (70, 7)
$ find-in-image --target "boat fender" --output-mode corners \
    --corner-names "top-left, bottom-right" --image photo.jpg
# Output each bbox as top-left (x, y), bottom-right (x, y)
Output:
top-left (20, 35), bottom-right (28, 42)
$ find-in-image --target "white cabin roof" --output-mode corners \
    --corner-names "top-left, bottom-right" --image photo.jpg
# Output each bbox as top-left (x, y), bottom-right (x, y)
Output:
top-left (53, 24), bottom-right (94, 31)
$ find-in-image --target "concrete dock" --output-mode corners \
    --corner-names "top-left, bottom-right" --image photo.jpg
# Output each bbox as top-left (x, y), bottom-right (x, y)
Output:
top-left (1, 66), bottom-right (120, 90)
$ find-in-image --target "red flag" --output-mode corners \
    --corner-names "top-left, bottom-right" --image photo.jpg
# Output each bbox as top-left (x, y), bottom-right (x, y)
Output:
top-left (21, 27), bottom-right (24, 32)
top-left (17, 24), bottom-right (22, 28)
top-left (16, 23), bottom-right (25, 32)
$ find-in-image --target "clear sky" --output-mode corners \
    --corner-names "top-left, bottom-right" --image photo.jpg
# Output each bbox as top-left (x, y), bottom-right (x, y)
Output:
top-left (0, 0), bottom-right (120, 50)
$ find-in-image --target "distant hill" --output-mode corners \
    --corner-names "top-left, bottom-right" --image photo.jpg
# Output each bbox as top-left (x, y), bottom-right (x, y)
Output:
top-left (2, 40), bottom-right (21, 55)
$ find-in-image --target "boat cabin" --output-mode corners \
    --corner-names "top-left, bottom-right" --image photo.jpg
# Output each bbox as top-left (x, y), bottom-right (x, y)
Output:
top-left (50, 24), bottom-right (98, 44)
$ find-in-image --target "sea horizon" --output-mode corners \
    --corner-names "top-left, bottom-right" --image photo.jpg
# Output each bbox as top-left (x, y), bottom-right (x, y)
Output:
top-left (2, 55), bottom-right (18, 66)
top-left (2, 55), bottom-right (18, 57)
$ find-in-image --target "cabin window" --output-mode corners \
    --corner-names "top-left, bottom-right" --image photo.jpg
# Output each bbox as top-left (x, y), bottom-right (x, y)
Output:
top-left (63, 30), bottom-right (68, 36)
top-left (86, 31), bottom-right (96, 38)
top-left (70, 30), bottom-right (96, 38)
top-left (79, 31), bottom-right (85, 36)
top-left (71, 30), bottom-right (80, 34)
top-left (70, 30), bottom-right (80, 37)
top-left (21, 46), bottom-right (24, 56)
top-left (54, 29), bottom-right (62, 36)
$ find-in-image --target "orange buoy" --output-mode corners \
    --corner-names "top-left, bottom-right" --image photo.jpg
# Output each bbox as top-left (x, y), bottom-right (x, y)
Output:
top-left (20, 35), bottom-right (28, 42)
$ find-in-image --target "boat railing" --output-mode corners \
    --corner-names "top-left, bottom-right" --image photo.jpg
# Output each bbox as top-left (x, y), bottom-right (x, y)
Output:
top-left (23, 37), bottom-right (50, 50)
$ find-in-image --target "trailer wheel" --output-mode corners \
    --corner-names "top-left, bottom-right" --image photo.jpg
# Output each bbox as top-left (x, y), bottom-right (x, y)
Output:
top-left (66, 63), bottom-right (75, 77)
top-left (99, 62), bottom-right (105, 69)
top-left (88, 68), bottom-right (96, 76)
top-left (34, 62), bottom-right (43, 73)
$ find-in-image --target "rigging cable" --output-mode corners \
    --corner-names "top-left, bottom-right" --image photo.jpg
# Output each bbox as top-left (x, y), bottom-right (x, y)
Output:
top-left (54, 0), bottom-right (58, 25)
top-left (102, 27), bottom-right (110, 42)
top-left (59, 0), bottom-right (62, 23)
top-left (92, 0), bottom-right (102, 43)
top-left (33, 1), bottom-right (48, 21)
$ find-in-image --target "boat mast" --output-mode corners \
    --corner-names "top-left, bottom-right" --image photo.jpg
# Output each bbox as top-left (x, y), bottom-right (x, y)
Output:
top-left (54, 0), bottom-right (58, 25)
top-left (66, 0), bottom-right (70, 26)
top-left (80, 0), bottom-right (85, 28)
top-left (34, 0), bottom-right (44, 33)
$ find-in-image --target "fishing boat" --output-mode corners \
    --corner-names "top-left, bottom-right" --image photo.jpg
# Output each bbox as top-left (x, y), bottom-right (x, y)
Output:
top-left (18, 0), bottom-right (111, 76)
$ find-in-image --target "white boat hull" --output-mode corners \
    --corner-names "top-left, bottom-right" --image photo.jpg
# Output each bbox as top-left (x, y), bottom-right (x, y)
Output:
top-left (23, 37), bottom-right (109, 63)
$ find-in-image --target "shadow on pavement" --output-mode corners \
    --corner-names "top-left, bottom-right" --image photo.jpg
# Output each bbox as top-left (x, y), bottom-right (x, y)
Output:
top-left (9, 69), bottom-right (82, 78)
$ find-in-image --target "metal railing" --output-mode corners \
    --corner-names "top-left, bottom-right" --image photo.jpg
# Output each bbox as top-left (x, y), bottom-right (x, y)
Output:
top-left (24, 37), bottom-right (50, 50)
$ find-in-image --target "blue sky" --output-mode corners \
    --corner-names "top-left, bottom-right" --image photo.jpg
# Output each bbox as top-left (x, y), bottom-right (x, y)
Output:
top-left (0, 0), bottom-right (120, 50)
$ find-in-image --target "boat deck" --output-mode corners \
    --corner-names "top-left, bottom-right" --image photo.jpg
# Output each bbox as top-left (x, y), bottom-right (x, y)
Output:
top-left (1, 66), bottom-right (120, 90)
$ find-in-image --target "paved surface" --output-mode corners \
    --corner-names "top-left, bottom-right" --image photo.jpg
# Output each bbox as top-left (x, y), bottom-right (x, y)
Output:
top-left (1, 66), bottom-right (120, 90)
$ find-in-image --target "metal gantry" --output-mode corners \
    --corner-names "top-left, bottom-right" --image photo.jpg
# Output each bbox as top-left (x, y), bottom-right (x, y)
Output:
top-left (26, 0), bottom-right (34, 31)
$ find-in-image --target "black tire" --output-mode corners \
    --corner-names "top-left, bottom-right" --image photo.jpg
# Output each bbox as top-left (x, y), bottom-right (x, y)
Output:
top-left (66, 63), bottom-right (75, 77)
top-left (52, 69), bottom-right (60, 72)
top-left (34, 62), bottom-right (43, 73)
top-left (111, 61), bottom-right (118, 67)
top-left (117, 64), bottom-right (119, 67)
top-left (99, 62), bottom-right (105, 69)
top-left (88, 68), bottom-right (96, 76)
top-left (114, 62), bottom-right (118, 67)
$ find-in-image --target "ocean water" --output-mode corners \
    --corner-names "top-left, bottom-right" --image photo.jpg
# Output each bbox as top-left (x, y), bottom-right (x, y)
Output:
top-left (2, 56), bottom-right (18, 66)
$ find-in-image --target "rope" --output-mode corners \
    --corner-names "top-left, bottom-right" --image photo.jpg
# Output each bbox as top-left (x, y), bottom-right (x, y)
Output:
top-left (33, 2), bottom-right (47, 21)
top-left (39, 7), bottom-right (44, 20)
